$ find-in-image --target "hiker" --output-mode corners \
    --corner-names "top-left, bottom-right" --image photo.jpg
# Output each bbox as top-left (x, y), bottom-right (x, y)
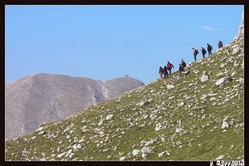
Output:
top-left (167, 61), bottom-right (174, 75)
top-left (207, 43), bottom-right (213, 56)
top-left (201, 47), bottom-right (207, 58)
top-left (163, 66), bottom-right (169, 78)
top-left (192, 48), bottom-right (199, 61)
top-left (181, 59), bottom-right (186, 68)
top-left (218, 40), bottom-right (223, 48)
top-left (159, 66), bottom-right (164, 78)
top-left (179, 64), bottom-right (184, 76)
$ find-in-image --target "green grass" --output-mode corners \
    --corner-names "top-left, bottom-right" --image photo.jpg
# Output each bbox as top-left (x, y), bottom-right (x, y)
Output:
top-left (5, 38), bottom-right (244, 161)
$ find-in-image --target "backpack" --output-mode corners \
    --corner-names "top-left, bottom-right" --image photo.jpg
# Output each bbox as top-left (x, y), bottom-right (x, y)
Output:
top-left (203, 49), bottom-right (207, 54)
top-left (210, 46), bottom-right (213, 50)
top-left (167, 63), bottom-right (172, 69)
top-left (194, 49), bottom-right (199, 55)
top-left (182, 61), bottom-right (186, 67)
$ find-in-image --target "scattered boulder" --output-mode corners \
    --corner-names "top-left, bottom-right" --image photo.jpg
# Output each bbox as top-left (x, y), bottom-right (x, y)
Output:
top-left (216, 155), bottom-right (225, 160)
top-left (177, 102), bottom-right (184, 108)
top-left (120, 156), bottom-right (127, 161)
top-left (215, 77), bottom-right (233, 86)
top-left (167, 85), bottom-right (175, 90)
top-left (141, 147), bottom-right (152, 155)
top-left (158, 151), bottom-right (170, 157)
top-left (176, 128), bottom-right (183, 133)
top-left (181, 71), bottom-right (189, 75)
top-left (200, 71), bottom-right (209, 82)
top-left (106, 114), bottom-right (113, 121)
top-left (232, 46), bottom-right (240, 55)
top-left (132, 149), bottom-right (140, 156)
top-left (155, 123), bottom-right (162, 131)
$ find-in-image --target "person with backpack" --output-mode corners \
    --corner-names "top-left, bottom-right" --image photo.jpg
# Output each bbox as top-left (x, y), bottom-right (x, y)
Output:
top-left (218, 40), bottom-right (223, 49)
top-left (207, 43), bottom-right (213, 56)
top-left (159, 66), bottom-right (164, 78)
top-left (167, 61), bottom-right (174, 75)
top-left (163, 66), bottom-right (169, 78)
top-left (192, 48), bottom-right (199, 61)
top-left (179, 64), bottom-right (184, 76)
top-left (201, 47), bottom-right (207, 58)
top-left (181, 59), bottom-right (186, 68)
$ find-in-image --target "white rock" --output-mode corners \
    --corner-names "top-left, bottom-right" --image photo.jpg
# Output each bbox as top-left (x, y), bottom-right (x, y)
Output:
top-left (141, 147), bottom-right (152, 154)
top-left (234, 63), bottom-right (239, 67)
top-left (215, 77), bottom-right (233, 86)
top-left (150, 114), bottom-right (157, 120)
top-left (176, 128), bottom-right (183, 133)
top-left (182, 71), bottom-right (189, 75)
top-left (120, 156), bottom-right (127, 161)
top-left (201, 94), bottom-right (207, 100)
top-left (98, 120), bottom-right (103, 126)
top-left (138, 101), bottom-right (150, 107)
top-left (132, 149), bottom-right (140, 156)
top-left (40, 158), bottom-right (47, 161)
top-left (31, 136), bottom-right (36, 140)
top-left (39, 131), bottom-right (45, 135)
top-left (210, 97), bottom-right (216, 101)
top-left (232, 47), bottom-right (240, 55)
top-left (200, 75), bottom-right (209, 82)
top-left (178, 102), bottom-right (184, 107)
top-left (221, 121), bottom-right (229, 129)
top-left (220, 63), bottom-right (226, 68)
top-left (208, 93), bottom-right (217, 97)
top-left (231, 72), bottom-right (237, 77)
top-left (167, 85), bottom-right (175, 90)
top-left (216, 77), bottom-right (226, 86)
top-left (155, 123), bottom-right (162, 131)
top-left (57, 152), bottom-right (65, 158)
top-left (158, 151), bottom-right (170, 157)
top-left (66, 149), bottom-right (72, 157)
top-left (142, 153), bottom-right (148, 158)
top-left (106, 114), bottom-right (113, 121)
top-left (216, 155), bottom-right (225, 160)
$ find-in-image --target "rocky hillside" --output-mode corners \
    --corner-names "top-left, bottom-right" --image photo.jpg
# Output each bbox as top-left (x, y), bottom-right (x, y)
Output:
top-left (5, 74), bottom-right (144, 140)
top-left (5, 13), bottom-right (244, 161)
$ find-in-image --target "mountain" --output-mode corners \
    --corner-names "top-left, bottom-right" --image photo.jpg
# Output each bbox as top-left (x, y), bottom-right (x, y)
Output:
top-left (5, 12), bottom-right (244, 161)
top-left (5, 74), bottom-right (144, 140)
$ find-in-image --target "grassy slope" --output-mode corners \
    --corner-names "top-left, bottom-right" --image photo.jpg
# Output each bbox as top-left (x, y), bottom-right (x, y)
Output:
top-left (5, 39), bottom-right (244, 161)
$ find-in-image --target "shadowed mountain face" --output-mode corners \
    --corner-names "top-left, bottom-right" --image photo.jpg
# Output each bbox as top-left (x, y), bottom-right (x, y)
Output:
top-left (5, 74), bottom-right (144, 140)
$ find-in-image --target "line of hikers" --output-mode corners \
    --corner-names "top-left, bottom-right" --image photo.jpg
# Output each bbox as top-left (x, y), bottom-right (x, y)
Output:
top-left (192, 40), bottom-right (223, 61)
top-left (159, 40), bottom-right (223, 78)
top-left (159, 59), bottom-right (187, 78)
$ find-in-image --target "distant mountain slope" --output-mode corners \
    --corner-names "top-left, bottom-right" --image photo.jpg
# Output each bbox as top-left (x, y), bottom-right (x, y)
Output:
top-left (5, 74), bottom-right (144, 140)
top-left (6, 12), bottom-right (244, 161)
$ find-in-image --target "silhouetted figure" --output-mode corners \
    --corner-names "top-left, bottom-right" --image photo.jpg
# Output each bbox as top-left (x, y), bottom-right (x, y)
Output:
top-left (207, 43), bottom-right (213, 56)
top-left (167, 61), bottom-right (174, 75)
top-left (192, 48), bottom-right (199, 61)
top-left (179, 64), bottom-right (184, 76)
top-left (163, 66), bottom-right (169, 78)
top-left (201, 47), bottom-right (207, 58)
top-left (181, 59), bottom-right (186, 68)
top-left (218, 40), bottom-right (223, 49)
top-left (159, 66), bottom-right (164, 78)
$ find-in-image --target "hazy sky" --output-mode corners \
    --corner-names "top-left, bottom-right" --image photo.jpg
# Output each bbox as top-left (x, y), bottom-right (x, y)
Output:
top-left (5, 5), bottom-right (243, 84)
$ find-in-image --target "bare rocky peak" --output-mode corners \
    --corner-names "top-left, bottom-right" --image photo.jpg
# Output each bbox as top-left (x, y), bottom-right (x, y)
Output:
top-left (5, 73), bottom-right (144, 140)
top-left (235, 11), bottom-right (244, 41)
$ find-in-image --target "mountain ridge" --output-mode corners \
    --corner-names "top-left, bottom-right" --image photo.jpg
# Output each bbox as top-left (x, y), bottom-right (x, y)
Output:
top-left (5, 74), bottom-right (144, 140)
